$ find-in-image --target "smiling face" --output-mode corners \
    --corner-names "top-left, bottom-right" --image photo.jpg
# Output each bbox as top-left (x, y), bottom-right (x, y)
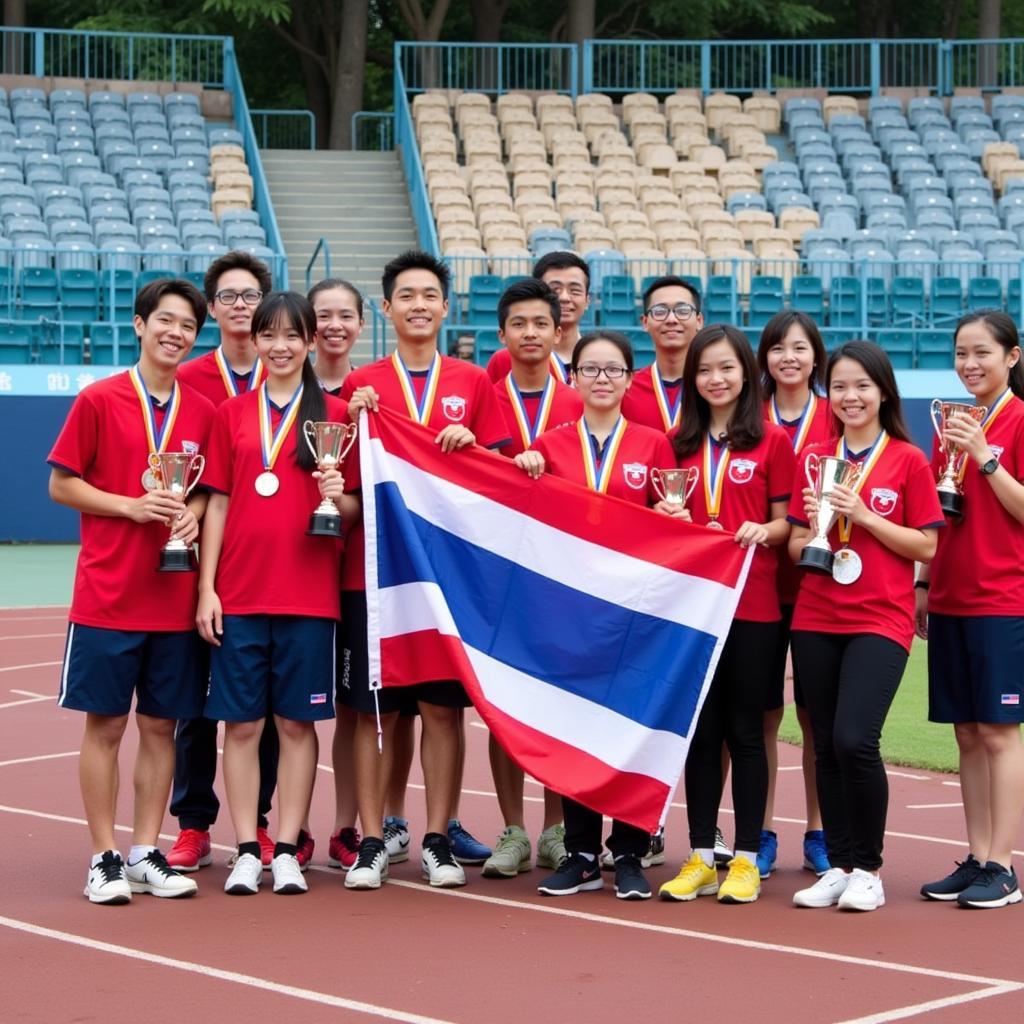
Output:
top-left (254, 312), bottom-right (314, 384)
top-left (829, 356), bottom-right (883, 434)
top-left (766, 323), bottom-right (816, 391)
top-left (695, 338), bottom-right (745, 413)
top-left (641, 283), bottom-right (703, 360)
top-left (573, 338), bottom-right (632, 414)
top-left (499, 298), bottom-right (561, 368)
top-left (134, 293), bottom-right (199, 372)
top-left (208, 267), bottom-right (263, 340)
top-left (313, 285), bottom-right (363, 360)
top-left (540, 265), bottom-right (589, 333)
top-left (382, 267), bottom-right (449, 345)
top-left (955, 320), bottom-right (1020, 405)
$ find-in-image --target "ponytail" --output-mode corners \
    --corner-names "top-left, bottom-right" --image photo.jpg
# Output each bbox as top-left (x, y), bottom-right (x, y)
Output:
top-left (295, 356), bottom-right (326, 471)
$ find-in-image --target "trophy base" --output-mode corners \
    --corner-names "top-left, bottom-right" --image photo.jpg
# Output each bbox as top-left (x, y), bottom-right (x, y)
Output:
top-left (798, 544), bottom-right (835, 574)
top-left (158, 547), bottom-right (196, 573)
top-left (938, 490), bottom-right (964, 520)
top-left (307, 511), bottom-right (343, 537)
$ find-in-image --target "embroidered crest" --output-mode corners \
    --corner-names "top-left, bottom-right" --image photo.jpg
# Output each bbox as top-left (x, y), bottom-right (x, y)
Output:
top-left (870, 487), bottom-right (898, 516)
top-left (728, 458), bottom-right (756, 484)
top-left (623, 462), bottom-right (648, 489)
top-left (181, 440), bottom-right (200, 455)
top-left (441, 395), bottom-right (466, 422)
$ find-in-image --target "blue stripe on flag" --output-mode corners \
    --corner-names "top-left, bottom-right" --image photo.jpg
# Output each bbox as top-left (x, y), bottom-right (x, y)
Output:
top-left (374, 481), bottom-right (718, 736)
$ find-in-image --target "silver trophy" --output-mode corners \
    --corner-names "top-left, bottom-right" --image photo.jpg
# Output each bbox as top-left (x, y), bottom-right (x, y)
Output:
top-left (148, 451), bottom-right (205, 572)
top-left (930, 400), bottom-right (987, 520)
top-left (651, 467), bottom-right (699, 509)
top-left (797, 453), bottom-right (861, 574)
top-left (303, 419), bottom-right (358, 537)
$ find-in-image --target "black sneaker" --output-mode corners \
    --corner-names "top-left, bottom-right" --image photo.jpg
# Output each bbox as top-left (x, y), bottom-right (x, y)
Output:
top-left (920, 854), bottom-right (983, 901)
top-left (613, 854), bottom-right (652, 900)
top-left (537, 853), bottom-right (604, 897)
top-left (957, 861), bottom-right (1023, 909)
top-left (345, 837), bottom-right (389, 890)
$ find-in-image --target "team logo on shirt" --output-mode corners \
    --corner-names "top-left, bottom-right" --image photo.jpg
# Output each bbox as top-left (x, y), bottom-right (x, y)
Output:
top-left (441, 395), bottom-right (466, 422)
top-left (181, 440), bottom-right (200, 455)
top-left (622, 462), bottom-right (648, 489)
top-left (869, 488), bottom-right (898, 516)
top-left (728, 459), bottom-right (757, 484)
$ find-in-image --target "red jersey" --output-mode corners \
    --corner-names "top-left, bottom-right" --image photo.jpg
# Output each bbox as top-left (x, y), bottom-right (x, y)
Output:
top-left (486, 347), bottom-right (569, 385)
top-left (493, 375), bottom-right (583, 457)
top-left (762, 393), bottom-right (835, 605)
top-left (676, 424), bottom-right (795, 622)
top-left (622, 364), bottom-right (685, 434)
top-left (202, 389), bottom-right (356, 619)
top-left (48, 371), bottom-right (215, 631)
top-left (789, 436), bottom-right (944, 651)
top-left (177, 346), bottom-right (265, 408)
top-left (929, 394), bottom-right (1024, 617)
top-left (531, 418), bottom-right (675, 506)
top-left (340, 352), bottom-right (511, 589)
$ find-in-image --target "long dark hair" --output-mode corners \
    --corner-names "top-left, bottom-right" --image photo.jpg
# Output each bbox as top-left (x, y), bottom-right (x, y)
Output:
top-left (954, 310), bottom-right (1024, 400)
top-left (672, 323), bottom-right (764, 458)
top-left (756, 310), bottom-right (827, 397)
top-left (251, 291), bottom-right (324, 471)
top-left (826, 340), bottom-right (911, 443)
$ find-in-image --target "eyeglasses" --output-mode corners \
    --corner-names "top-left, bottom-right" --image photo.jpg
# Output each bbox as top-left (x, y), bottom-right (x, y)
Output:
top-left (646, 302), bottom-right (697, 321)
top-left (575, 363), bottom-right (629, 380)
top-left (215, 289), bottom-right (263, 307)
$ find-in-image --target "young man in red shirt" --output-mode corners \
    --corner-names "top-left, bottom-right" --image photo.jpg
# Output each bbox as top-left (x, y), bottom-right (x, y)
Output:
top-left (49, 279), bottom-right (213, 904)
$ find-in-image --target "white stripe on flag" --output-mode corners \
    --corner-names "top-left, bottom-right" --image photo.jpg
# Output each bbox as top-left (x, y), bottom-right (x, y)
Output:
top-left (379, 582), bottom-right (458, 639)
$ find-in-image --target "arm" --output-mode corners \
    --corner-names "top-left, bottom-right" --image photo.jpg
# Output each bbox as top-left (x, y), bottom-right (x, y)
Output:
top-left (49, 467), bottom-right (184, 525)
top-left (316, 469), bottom-right (361, 528)
top-left (828, 483), bottom-right (939, 563)
top-left (789, 522), bottom-right (813, 565)
top-left (196, 492), bottom-right (228, 646)
top-left (944, 413), bottom-right (1024, 524)
top-left (734, 498), bottom-right (790, 549)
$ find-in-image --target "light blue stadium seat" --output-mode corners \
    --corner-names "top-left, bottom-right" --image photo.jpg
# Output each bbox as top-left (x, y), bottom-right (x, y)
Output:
top-left (966, 276), bottom-right (1003, 309)
top-left (0, 320), bottom-right (34, 362)
top-left (829, 276), bottom-right (861, 327)
top-left (875, 329), bottom-right (916, 368)
top-left (916, 329), bottom-right (954, 369)
top-left (704, 275), bottom-right (737, 323)
top-left (21, 265), bottom-right (60, 318)
top-left (99, 267), bottom-right (136, 321)
top-left (99, 239), bottom-right (143, 273)
top-left (89, 322), bottom-right (137, 366)
top-left (164, 92), bottom-right (201, 113)
top-left (581, 250), bottom-right (625, 295)
top-left (208, 127), bottom-right (244, 147)
top-left (790, 274), bottom-right (824, 318)
top-left (466, 274), bottom-right (503, 324)
top-left (599, 274), bottom-right (637, 327)
top-left (143, 241), bottom-right (186, 274)
top-left (931, 276), bottom-right (963, 325)
top-left (59, 268), bottom-right (100, 323)
top-left (186, 241), bottom-right (227, 274)
top-left (49, 88), bottom-right (86, 108)
top-left (223, 223), bottom-right (267, 247)
top-left (891, 276), bottom-right (927, 325)
top-left (747, 276), bottom-right (785, 329)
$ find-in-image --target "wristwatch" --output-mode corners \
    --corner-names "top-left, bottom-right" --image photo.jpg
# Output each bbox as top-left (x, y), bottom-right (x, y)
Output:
top-left (980, 456), bottom-right (1000, 476)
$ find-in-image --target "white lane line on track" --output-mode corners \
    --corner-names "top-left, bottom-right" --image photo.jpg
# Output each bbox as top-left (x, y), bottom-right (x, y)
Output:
top-left (834, 983), bottom-right (1023, 1024)
top-left (0, 750), bottom-right (78, 768)
top-left (906, 802), bottom-right (964, 810)
top-left (0, 661), bottom-right (61, 673)
top-left (0, 695), bottom-right (51, 709)
top-left (11, 689), bottom-right (48, 697)
top-left (0, 633), bottom-right (65, 641)
top-left (0, 916), bottom-right (457, 1024)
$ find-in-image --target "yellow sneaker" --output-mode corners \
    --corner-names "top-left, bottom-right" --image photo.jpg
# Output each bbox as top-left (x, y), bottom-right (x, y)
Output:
top-left (718, 855), bottom-right (761, 903)
top-left (658, 851), bottom-right (719, 902)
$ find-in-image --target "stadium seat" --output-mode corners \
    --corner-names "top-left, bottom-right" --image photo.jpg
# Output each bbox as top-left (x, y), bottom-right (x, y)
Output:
top-left (88, 322), bottom-right (137, 366)
top-left (0, 319), bottom-right (34, 362)
top-left (60, 268), bottom-right (100, 324)
top-left (790, 275), bottom-right (824, 318)
top-left (472, 328), bottom-right (502, 367)
top-left (747, 276), bottom-right (785, 329)
top-left (467, 275), bottom-right (503, 324)
top-left (875, 330), bottom-right (916, 368)
top-left (20, 266), bottom-right (59, 318)
top-left (705, 275), bottom-right (737, 323)
top-left (891, 277), bottom-right (926, 326)
top-left (930, 277), bottom-right (963, 325)
top-left (599, 275), bottom-right (637, 327)
top-left (916, 329), bottom-right (954, 369)
top-left (966, 276), bottom-right (1002, 310)
top-left (829, 276), bottom-right (861, 328)
top-left (38, 322), bottom-right (84, 363)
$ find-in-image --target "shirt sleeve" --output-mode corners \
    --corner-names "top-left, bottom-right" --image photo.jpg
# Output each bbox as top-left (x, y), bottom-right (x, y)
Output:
top-left (904, 447), bottom-right (945, 529)
top-left (786, 443), bottom-right (815, 527)
top-left (47, 390), bottom-right (99, 478)
top-left (202, 404), bottom-right (234, 495)
top-left (471, 371), bottom-right (513, 449)
top-left (768, 428), bottom-right (797, 504)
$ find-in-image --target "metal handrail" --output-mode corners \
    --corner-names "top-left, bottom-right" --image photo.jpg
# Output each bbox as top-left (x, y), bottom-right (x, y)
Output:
top-left (351, 111), bottom-right (395, 151)
top-left (394, 58), bottom-right (440, 256)
top-left (305, 237), bottom-right (332, 292)
top-left (251, 109), bottom-right (316, 150)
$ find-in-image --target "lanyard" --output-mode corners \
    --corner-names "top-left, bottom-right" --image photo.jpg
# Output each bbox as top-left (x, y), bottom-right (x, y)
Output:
top-left (129, 364), bottom-right (179, 454)
top-left (392, 350), bottom-right (440, 424)
top-left (769, 392), bottom-right (816, 453)
top-left (956, 388), bottom-right (1013, 483)
top-left (836, 431), bottom-right (890, 544)
top-left (215, 345), bottom-right (263, 398)
top-left (577, 416), bottom-right (627, 493)
top-left (652, 365), bottom-right (683, 430)
top-left (550, 352), bottom-right (569, 384)
top-left (505, 375), bottom-right (555, 448)
top-left (257, 381), bottom-right (303, 471)
top-left (702, 434), bottom-right (731, 522)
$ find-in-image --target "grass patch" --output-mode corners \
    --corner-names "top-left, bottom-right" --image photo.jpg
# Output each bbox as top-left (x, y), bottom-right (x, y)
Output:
top-left (779, 641), bottom-right (960, 774)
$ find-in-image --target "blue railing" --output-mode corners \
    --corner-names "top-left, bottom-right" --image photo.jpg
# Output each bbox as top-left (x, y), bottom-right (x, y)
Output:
top-left (304, 237), bottom-right (332, 292)
top-left (367, 297), bottom-right (390, 359)
top-left (352, 112), bottom-right (395, 151)
top-left (251, 109), bottom-right (316, 150)
top-left (945, 39), bottom-right (1024, 91)
top-left (394, 61), bottom-right (440, 256)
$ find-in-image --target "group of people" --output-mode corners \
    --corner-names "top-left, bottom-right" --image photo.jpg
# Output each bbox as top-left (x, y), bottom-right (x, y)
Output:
top-left (48, 245), bottom-right (1024, 914)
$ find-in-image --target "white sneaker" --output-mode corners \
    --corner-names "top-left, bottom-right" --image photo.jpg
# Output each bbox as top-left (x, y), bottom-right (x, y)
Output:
top-left (224, 852), bottom-right (263, 895)
top-left (345, 838), bottom-right (390, 890)
top-left (126, 850), bottom-right (197, 899)
top-left (383, 816), bottom-right (410, 864)
top-left (421, 834), bottom-right (466, 888)
top-left (84, 850), bottom-right (131, 905)
top-left (837, 868), bottom-right (885, 911)
top-left (713, 827), bottom-right (734, 866)
top-left (271, 853), bottom-right (308, 895)
top-left (793, 867), bottom-right (851, 908)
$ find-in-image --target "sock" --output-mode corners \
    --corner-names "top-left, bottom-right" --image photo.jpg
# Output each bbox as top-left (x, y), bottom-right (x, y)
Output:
top-left (297, 829), bottom-right (309, 846)
top-left (576, 851), bottom-right (596, 862)
top-left (238, 841), bottom-right (260, 859)
top-left (274, 841), bottom-right (297, 858)
top-left (91, 850), bottom-right (118, 868)
top-left (736, 849), bottom-right (758, 865)
top-left (695, 848), bottom-right (714, 868)
top-left (127, 844), bottom-right (157, 866)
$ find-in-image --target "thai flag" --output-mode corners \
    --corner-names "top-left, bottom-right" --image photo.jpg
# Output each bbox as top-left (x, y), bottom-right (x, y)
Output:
top-left (361, 408), bottom-right (754, 833)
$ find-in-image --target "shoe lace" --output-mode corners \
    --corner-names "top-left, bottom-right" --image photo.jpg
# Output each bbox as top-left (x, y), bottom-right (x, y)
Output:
top-left (615, 854), bottom-right (643, 874)
top-left (425, 836), bottom-right (458, 868)
top-left (354, 841), bottom-right (384, 870)
top-left (97, 854), bottom-right (123, 883)
top-left (448, 821), bottom-right (474, 843)
top-left (144, 851), bottom-right (176, 879)
top-left (954, 857), bottom-right (982, 882)
top-left (382, 820), bottom-right (405, 843)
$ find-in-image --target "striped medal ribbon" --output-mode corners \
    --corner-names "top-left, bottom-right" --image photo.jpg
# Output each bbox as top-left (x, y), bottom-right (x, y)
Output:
top-left (392, 350), bottom-right (441, 425)
top-left (702, 433), bottom-right (731, 529)
top-left (130, 364), bottom-right (181, 491)
top-left (214, 345), bottom-right (264, 399)
top-left (254, 380), bottom-right (303, 497)
top-left (505, 374), bottom-right (555, 449)
top-left (577, 416), bottom-right (627, 493)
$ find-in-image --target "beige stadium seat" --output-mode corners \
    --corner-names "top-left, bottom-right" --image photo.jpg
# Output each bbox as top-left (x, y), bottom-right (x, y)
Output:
top-left (565, 207), bottom-right (606, 228)
top-left (760, 251), bottom-right (800, 288)
top-left (658, 223), bottom-right (702, 249)
top-left (713, 247), bottom-right (755, 294)
top-left (439, 223), bottom-right (483, 249)
top-left (704, 93), bottom-right (742, 133)
top-left (557, 168), bottom-right (595, 190)
top-left (509, 153), bottom-right (550, 175)
top-left (415, 107), bottom-right (453, 134)
top-left (576, 93), bottom-right (613, 115)
top-left (996, 159), bottom-right (1024, 192)
top-left (743, 144), bottom-right (782, 172)
top-left (779, 206), bottom-right (820, 244)
top-left (669, 110), bottom-right (708, 137)
top-left (459, 111), bottom-right (499, 138)
top-left (598, 186), bottom-right (638, 208)
top-left (430, 185), bottom-right (471, 207)
top-left (483, 220), bottom-right (528, 244)
top-left (465, 140), bottom-right (503, 164)
top-left (487, 247), bottom-right (533, 278)
top-left (641, 144), bottom-right (677, 174)
top-left (444, 245), bottom-right (489, 296)
top-left (497, 92), bottom-right (533, 114)
top-left (823, 95), bottom-right (859, 124)
top-left (606, 207), bottom-right (649, 229)
top-left (743, 96), bottom-right (781, 133)
top-left (735, 209), bottom-right (775, 244)
top-left (211, 188), bottom-right (250, 218)
top-left (421, 135), bottom-right (458, 161)
top-left (423, 154), bottom-right (461, 176)
top-left (499, 109), bottom-right (538, 139)
top-left (574, 228), bottom-right (617, 251)
top-left (597, 153), bottom-right (637, 173)
top-left (693, 144), bottom-right (727, 172)
top-left (514, 170), bottom-right (552, 193)
top-left (704, 235), bottom-right (746, 259)
top-left (469, 167), bottom-right (509, 189)
top-left (582, 115), bottom-right (621, 146)
top-left (215, 171), bottom-right (253, 202)
top-left (621, 247), bottom-right (669, 289)
top-left (515, 191), bottom-right (556, 213)
top-left (722, 127), bottom-right (765, 158)
top-left (616, 223), bottom-right (658, 248)
top-left (645, 203), bottom-right (684, 227)
top-left (592, 132), bottom-right (631, 159)
top-left (520, 207), bottom-right (562, 232)
top-left (435, 205), bottom-right (477, 229)
top-left (672, 132), bottom-right (711, 160)
top-left (669, 248), bottom-right (709, 283)
top-left (595, 169), bottom-right (635, 192)
top-left (210, 142), bottom-right (245, 163)
top-left (536, 94), bottom-right (573, 116)
top-left (556, 183), bottom-right (596, 205)
top-left (456, 92), bottom-right (491, 115)
top-left (633, 126), bottom-right (669, 154)
top-left (558, 201), bottom-right (599, 223)
top-left (542, 119), bottom-right (581, 148)
top-left (754, 228), bottom-right (796, 253)
top-left (719, 177), bottom-right (761, 201)
top-left (622, 92), bottom-right (659, 115)
top-left (626, 108), bottom-right (667, 133)
top-left (413, 92), bottom-right (449, 114)
top-left (983, 141), bottom-right (1020, 175)
top-left (665, 93), bottom-right (702, 117)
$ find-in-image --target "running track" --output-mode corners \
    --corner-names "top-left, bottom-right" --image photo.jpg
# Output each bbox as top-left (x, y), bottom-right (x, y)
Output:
top-left (2, 607), bottom-right (1022, 1024)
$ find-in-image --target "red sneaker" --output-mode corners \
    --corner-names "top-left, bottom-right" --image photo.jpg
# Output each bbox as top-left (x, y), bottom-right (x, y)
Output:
top-left (327, 827), bottom-right (361, 870)
top-left (166, 829), bottom-right (212, 872)
top-left (256, 826), bottom-right (274, 869)
top-left (296, 830), bottom-right (315, 872)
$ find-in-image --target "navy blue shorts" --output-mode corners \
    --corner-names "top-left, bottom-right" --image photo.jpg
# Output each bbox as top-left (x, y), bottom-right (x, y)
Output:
top-left (58, 623), bottom-right (208, 719)
top-left (928, 613), bottom-right (1024, 724)
top-left (206, 615), bottom-right (337, 723)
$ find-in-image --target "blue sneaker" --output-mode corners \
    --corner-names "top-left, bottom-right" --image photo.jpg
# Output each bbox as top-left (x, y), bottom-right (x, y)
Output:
top-left (803, 830), bottom-right (831, 876)
top-left (756, 829), bottom-right (778, 879)
top-left (447, 819), bottom-right (492, 865)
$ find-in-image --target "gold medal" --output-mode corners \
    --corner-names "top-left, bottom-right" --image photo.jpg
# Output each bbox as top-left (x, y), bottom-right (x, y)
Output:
top-left (707, 518), bottom-right (724, 530)
top-left (832, 547), bottom-right (863, 585)
top-left (254, 471), bottom-right (279, 497)
top-left (141, 468), bottom-right (160, 492)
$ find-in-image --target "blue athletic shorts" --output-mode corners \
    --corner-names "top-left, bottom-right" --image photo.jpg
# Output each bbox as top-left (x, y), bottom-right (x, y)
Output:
top-left (205, 614), bottom-right (337, 723)
top-left (928, 613), bottom-right (1024, 724)
top-left (58, 623), bottom-right (208, 719)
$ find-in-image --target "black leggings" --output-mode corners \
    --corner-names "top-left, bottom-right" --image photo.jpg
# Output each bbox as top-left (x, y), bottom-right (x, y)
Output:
top-left (685, 619), bottom-right (779, 855)
top-left (791, 631), bottom-right (907, 871)
top-left (562, 797), bottom-right (648, 859)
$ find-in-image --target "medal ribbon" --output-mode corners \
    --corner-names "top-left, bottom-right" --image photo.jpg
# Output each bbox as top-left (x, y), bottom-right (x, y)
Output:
top-left (392, 350), bottom-right (440, 425)
top-left (836, 431), bottom-right (890, 544)
top-left (129, 364), bottom-right (180, 455)
top-left (652, 366), bottom-right (684, 431)
top-left (550, 352), bottom-right (569, 384)
top-left (578, 416), bottom-right (627, 493)
top-left (770, 392), bottom-right (816, 454)
top-left (955, 388), bottom-right (1014, 484)
top-left (258, 381), bottom-right (304, 472)
top-left (702, 434), bottom-right (731, 522)
top-left (215, 346), bottom-right (264, 398)
top-left (505, 375), bottom-right (555, 449)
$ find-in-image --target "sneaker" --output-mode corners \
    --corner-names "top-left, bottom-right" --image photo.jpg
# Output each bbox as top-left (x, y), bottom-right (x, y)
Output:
top-left (794, 867), bottom-right (851, 908)
top-left (614, 854), bottom-right (652, 900)
top-left (756, 829), bottom-right (778, 879)
top-left (447, 819), bottom-right (491, 865)
top-left (166, 829), bottom-right (212, 872)
top-left (224, 852), bottom-right (263, 895)
top-left (482, 826), bottom-right (532, 878)
top-left (344, 837), bottom-right (389, 890)
top-left (957, 861), bottom-right (1023, 909)
top-left (921, 854), bottom-right (984, 901)
top-left (658, 851), bottom-right (719, 902)
top-left (327, 826), bottom-right (362, 870)
top-left (84, 850), bottom-right (131, 905)
top-left (421, 833), bottom-right (467, 888)
top-left (383, 816), bottom-right (410, 864)
top-left (803, 830), bottom-right (831, 876)
top-left (713, 826), bottom-right (733, 866)
top-left (837, 868), bottom-right (885, 911)
top-left (272, 853), bottom-right (308, 894)
top-left (296, 831), bottom-right (315, 872)
top-left (536, 823), bottom-right (567, 870)
top-left (600, 828), bottom-right (667, 871)
top-left (537, 852), bottom-right (604, 896)
top-left (256, 826), bottom-right (274, 869)
top-left (126, 850), bottom-right (198, 899)
top-left (718, 855), bottom-right (761, 904)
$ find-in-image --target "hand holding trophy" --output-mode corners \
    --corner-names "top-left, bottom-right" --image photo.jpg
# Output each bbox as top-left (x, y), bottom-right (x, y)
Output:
top-left (930, 400), bottom-right (987, 520)
top-left (651, 467), bottom-right (699, 511)
top-left (303, 419), bottom-right (358, 537)
top-left (797, 452), bottom-right (861, 574)
top-left (149, 451), bottom-right (205, 572)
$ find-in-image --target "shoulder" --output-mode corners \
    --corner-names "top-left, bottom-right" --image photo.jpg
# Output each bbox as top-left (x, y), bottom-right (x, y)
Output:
top-left (324, 393), bottom-right (349, 419)
top-left (346, 358), bottom-right (389, 386)
top-left (178, 351), bottom-right (213, 377)
top-left (180, 381), bottom-right (215, 413)
top-left (886, 438), bottom-right (931, 470)
top-left (626, 420), bottom-right (670, 445)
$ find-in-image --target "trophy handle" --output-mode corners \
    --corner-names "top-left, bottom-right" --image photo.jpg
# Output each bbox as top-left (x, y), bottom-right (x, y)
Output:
top-left (651, 468), bottom-right (667, 503)
top-left (804, 452), bottom-right (820, 491)
top-left (302, 419), bottom-right (319, 461)
top-left (338, 422), bottom-right (358, 462)
top-left (929, 399), bottom-right (945, 451)
top-left (184, 454), bottom-right (205, 499)
top-left (683, 466), bottom-right (699, 505)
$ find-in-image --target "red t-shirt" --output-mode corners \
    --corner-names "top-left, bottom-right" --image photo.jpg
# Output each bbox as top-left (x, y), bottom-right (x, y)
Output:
top-left (47, 371), bottom-right (215, 631)
top-left (177, 347), bottom-right (264, 408)
top-left (929, 395), bottom-right (1024, 617)
top-left (486, 347), bottom-right (569, 385)
top-left (789, 437), bottom-right (944, 651)
top-left (622, 364), bottom-right (685, 434)
top-left (531, 418), bottom-right (675, 506)
top-left (339, 353), bottom-right (511, 589)
top-left (762, 394), bottom-right (835, 606)
top-left (202, 390), bottom-right (356, 619)
top-left (676, 424), bottom-right (795, 622)
top-left (493, 375), bottom-right (583, 457)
